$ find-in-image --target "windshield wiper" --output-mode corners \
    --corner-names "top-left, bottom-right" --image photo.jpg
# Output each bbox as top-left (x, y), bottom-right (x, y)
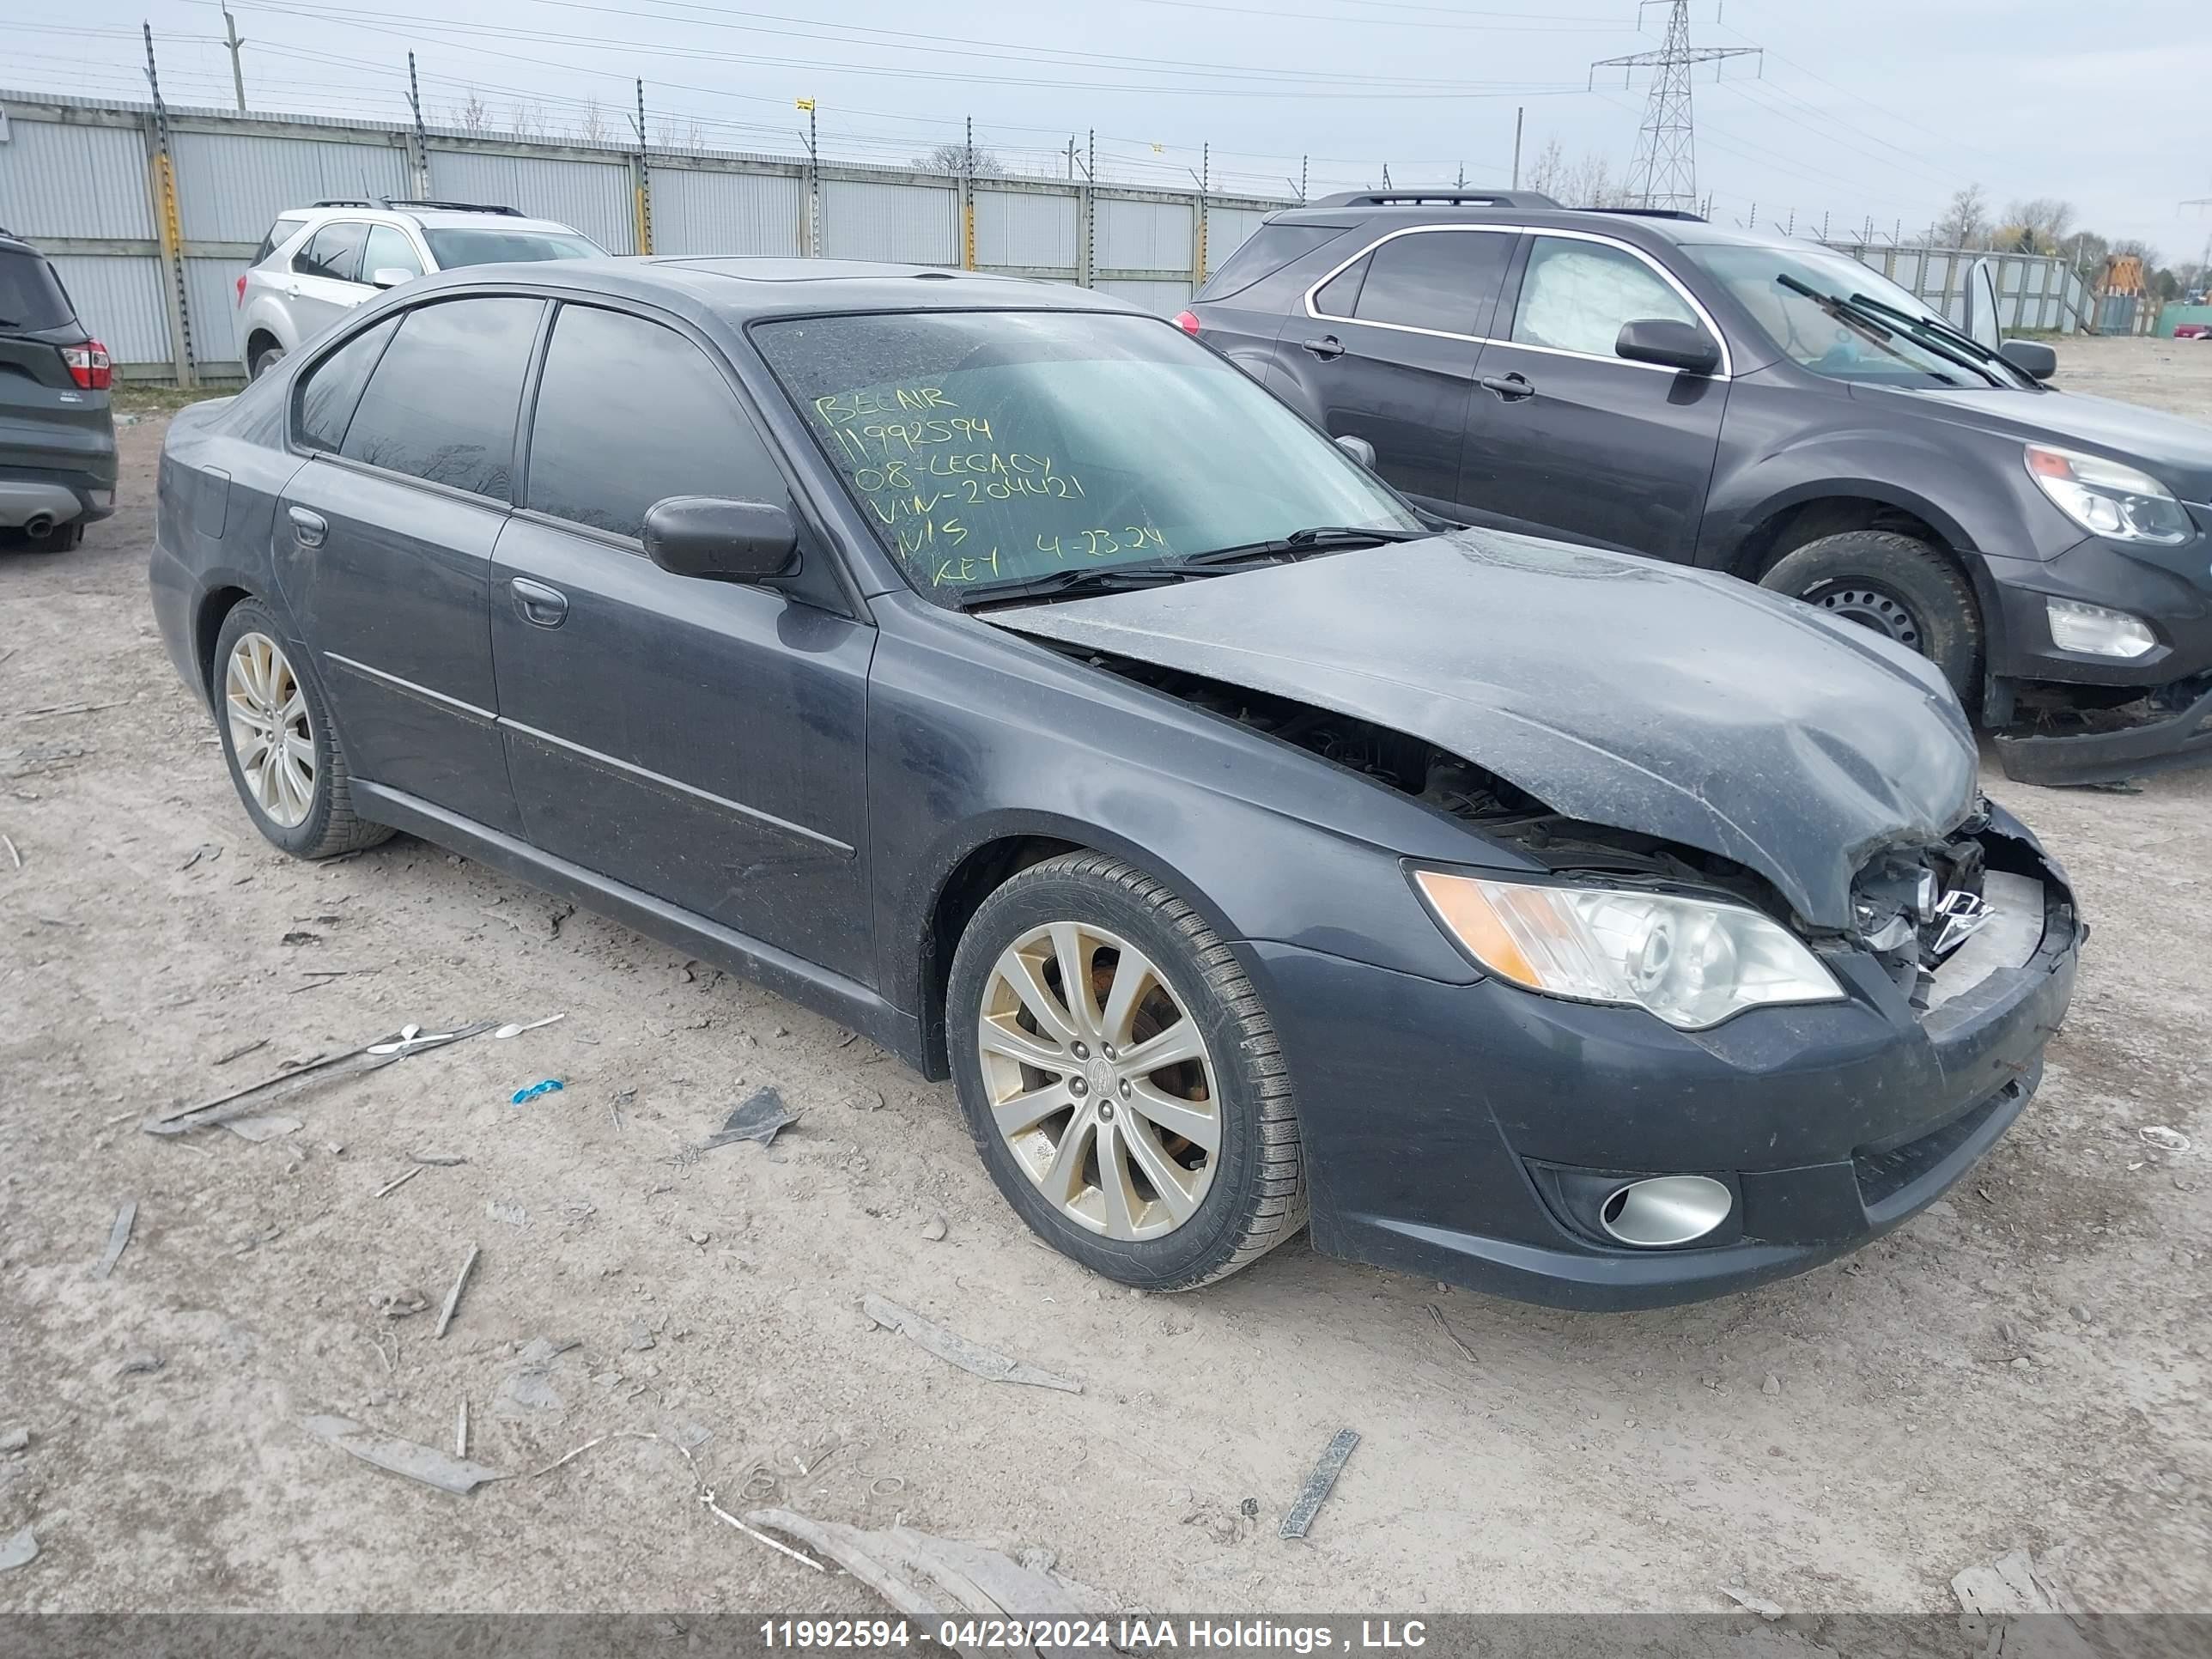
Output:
top-left (1838, 289), bottom-right (2039, 387)
top-left (1180, 523), bottom-right (1432, 568)
top-left (1776, 275), bottom-right (2000, 387)
top-left (956, 562), bottom-right (1200, 608)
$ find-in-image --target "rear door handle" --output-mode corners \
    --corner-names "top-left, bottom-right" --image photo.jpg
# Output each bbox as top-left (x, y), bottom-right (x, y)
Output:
top-left (510, 577), bottom-right (569, 629)
top-left (1301, 336), bottom-right (1346, 361)
top-left (286, 506), bottom-right (326, 548)
top-left (1480, 372), bottom-right (1535, 402)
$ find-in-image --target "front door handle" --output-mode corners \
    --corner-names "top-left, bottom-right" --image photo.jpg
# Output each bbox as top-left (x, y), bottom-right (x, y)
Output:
top-left (1480, 372), bottom-right (1535, 402)
top-left (287, 505), bottom-right (326, 548)
top-left (510, 577), bottom-right (569, 629)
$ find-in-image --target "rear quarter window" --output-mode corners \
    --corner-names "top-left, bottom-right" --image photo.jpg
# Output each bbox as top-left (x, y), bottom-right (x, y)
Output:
top-left (1198, 222), bottom-right (1350, 301)
top-left (0, 248), bottom-right (77, 332)
top-left (254, 216), bottom-right (311, 267)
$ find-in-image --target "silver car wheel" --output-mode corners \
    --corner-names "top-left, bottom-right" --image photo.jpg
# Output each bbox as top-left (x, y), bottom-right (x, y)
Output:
top-left (224, 630), bottom-right (316, 829)
top-left (977, 921), bottom-right (1221, 1241)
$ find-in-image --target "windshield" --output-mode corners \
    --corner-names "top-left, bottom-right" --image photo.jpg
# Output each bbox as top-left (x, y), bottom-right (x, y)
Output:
top-left (1684, 242), bottom-right (2013, 389)
top-left (422, 228), bottom-right (600, 268)
top-left (755, 308), bottom-right (1420, 605)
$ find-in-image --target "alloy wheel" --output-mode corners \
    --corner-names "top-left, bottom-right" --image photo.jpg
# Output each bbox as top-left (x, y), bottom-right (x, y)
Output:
top-left (976, 921), bottom-right (1220, 1241)
top-left (224, 631), bottom-right (316, 828)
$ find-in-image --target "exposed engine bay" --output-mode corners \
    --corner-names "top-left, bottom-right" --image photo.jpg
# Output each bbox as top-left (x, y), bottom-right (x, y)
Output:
top-left (1079, 647), bottom-right (2041, 1007)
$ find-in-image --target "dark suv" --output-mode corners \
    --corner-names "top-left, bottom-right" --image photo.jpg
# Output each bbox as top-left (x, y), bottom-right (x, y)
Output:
top-left (1189, 190), bottom-right (2212, 785)
top-left (0, 227), bottom-right (116, 551)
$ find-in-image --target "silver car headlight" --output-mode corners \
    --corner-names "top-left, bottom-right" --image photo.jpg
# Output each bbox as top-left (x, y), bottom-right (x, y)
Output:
top-left (1413, 870), bottom-right (1844, 1031)
top-left (2025, 443), bottom-right (2191, 545)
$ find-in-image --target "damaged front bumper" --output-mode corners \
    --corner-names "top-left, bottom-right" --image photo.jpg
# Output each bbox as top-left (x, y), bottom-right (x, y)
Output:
top-left (1993, 672), bottom-right (2212, 786)
top-left (1240, 811), bottom-right (2081, 1310)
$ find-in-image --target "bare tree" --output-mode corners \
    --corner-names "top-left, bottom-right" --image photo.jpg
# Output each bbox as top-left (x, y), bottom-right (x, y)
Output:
top-left (914, 140), bottom-right (1000, 176)
top-left (507, 100), bottom-right (547, 139)
top-left (1934, 183), bottom-right (1990, 250)
top-left (578, 99), bottom-right (607, 144)
top-left (1559, 150), bottom-right (1619, 209)
top-left (455, 88), bottom-right (488, 133)
top-left (1523, 137), bottom-right (1566, 198)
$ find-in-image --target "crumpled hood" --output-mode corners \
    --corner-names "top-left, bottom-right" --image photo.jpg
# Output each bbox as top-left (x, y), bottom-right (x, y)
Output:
top-left (988, 530), bottom-right (1980, 929)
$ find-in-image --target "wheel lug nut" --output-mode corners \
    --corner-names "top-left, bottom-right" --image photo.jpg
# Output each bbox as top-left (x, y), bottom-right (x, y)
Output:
top-left (1118, 1080), bottom-right (1131, 1098)
top-left (1072, 1042), bottom-right (1088, 1059)
top-left (1101, 1043), bottom-right (1116, 1060)
top-left (1097, 1102), bottom-right (1115, 1121)
top-left (1070, 1077), bottom-right (1087, 1097)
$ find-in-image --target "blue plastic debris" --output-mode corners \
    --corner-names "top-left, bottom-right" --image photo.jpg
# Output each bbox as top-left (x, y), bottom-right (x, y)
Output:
top-left (510, 1079), bottom-right (564, 1105)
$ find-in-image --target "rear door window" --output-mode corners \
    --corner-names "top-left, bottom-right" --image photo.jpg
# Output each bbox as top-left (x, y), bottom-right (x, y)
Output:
top-left (294, 221), bottom-right (368, 283)
top-left (524, 304), bottom-right (783, 542)
top-left (1351, 229), bottom-right (1515, 335)
top-left (0, 248), bottom-right (76, 332)
top-left (1510, 235), bottom-right (1695, 358)
top-left (339, 296), bottom-right (544, 499)
top-left (295, 317), bottom-right (400, 453)
top-left (361, 224), bottom-right (423, 283)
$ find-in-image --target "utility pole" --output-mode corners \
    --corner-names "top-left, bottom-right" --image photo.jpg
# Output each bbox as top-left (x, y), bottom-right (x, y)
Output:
top-left (961, 116), bottom-right (977, 270)
top-left (1455, 161), bottom-right (1466, 189)
top-left (1299, 155), bottom-right (1308, 204)
top-left (1195, 142), bottom-right (1209, 283)
top-left (222, 8), bottom-right (247, 112)
top-left (1591, 1), bottom-right (1760, 212)
top-left (1511, 106), bottom-right (1523, 189)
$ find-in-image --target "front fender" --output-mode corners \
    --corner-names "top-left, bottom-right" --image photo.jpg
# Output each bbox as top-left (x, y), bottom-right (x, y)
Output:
top-left (864, 597), bottom-right (1496, 1035)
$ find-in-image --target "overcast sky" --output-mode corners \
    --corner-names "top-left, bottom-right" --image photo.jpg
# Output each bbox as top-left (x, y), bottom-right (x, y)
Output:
top-left (10, 0), bottom-right (2209, 260)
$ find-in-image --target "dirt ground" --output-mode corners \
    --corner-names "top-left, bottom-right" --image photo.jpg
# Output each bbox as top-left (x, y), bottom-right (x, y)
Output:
top-left (2, 336), bottom-right (2208, 1619)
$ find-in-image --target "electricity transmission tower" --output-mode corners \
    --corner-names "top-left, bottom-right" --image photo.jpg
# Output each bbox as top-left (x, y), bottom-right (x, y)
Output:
top-left (1591, 2), bottom-right (1760, 212)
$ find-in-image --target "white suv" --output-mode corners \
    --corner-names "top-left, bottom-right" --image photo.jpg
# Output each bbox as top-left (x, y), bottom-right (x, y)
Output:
top-left (234, 198), bottom-right (601, 378)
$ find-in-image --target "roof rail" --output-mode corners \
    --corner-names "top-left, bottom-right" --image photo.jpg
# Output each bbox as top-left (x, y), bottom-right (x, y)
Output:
top-left (1574, 206), bottom-right (1709, 222)
top-left (308, 197), bottom-right (524, 216)
top-left (1311, 188), bottom-right (1560, 210)
top-left (384, 198), bottom-right (524, 216)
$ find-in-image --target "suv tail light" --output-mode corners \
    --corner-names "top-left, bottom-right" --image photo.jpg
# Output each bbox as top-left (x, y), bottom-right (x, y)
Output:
top-left (235, 272), bottom-right (247, 305)
top-left (63, 340), bottom-right (112, 392)
top-left (1173, 308), bottom-right (1202, 337)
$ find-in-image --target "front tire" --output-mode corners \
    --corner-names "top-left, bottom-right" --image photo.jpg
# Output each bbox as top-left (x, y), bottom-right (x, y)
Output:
top-left (947, 852), bottom-right (1305, 1291)
top-left (212, 599), bottom-right (391, 860)
top-left (1760, 530), bottom-right (1981, 698)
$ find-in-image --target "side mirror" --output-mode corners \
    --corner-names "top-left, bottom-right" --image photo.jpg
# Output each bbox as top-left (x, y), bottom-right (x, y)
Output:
top-left (1615, 317), bottom-right (1722, 374)
top-left (1999, 338), bottom-right (2057, 381)
top-left (369, 267), bottom-right (415, 290)
top-left (1334, 433), bottom-right (1377, 469)
top-left (643, 496), bottom-right (798, 582)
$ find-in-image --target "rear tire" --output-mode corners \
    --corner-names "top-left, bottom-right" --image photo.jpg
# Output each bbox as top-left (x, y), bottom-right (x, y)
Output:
top-left (947, 852), bottom-right (1305, 1291)
top-left (212, 599), bottom-right (392, 860)
top-left (1760, 530), bottom-right (1980, 698)
top-left (248, 341), bottom-right (286, 380)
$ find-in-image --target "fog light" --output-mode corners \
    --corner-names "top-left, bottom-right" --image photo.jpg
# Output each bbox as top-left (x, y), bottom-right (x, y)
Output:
top-left (2045, 597), bottom-right (2156, 659)
top-left (1598, 1175), bottom-right (1734, 1248)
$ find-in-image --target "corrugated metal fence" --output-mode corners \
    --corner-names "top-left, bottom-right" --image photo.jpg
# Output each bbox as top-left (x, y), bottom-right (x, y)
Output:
top-left (0, 89), bottom-right (1286, 382)
top-left (1822, 241), bottom-right (2091, 335)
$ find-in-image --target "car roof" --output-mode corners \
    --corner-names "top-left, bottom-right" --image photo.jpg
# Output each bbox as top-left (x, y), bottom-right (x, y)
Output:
top-left (393, 256), bottom-right (1146, 323)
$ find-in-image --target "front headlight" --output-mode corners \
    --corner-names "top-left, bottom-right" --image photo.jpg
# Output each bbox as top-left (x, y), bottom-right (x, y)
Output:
top-left (1413, 869), bottom-right (1844, 1030)
top-left (2025, 443), bottom-right (2191, 544)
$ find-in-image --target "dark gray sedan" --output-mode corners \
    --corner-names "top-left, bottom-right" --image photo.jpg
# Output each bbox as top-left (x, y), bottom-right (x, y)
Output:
top-left (150, 258), bottom-right (2081, 1308)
